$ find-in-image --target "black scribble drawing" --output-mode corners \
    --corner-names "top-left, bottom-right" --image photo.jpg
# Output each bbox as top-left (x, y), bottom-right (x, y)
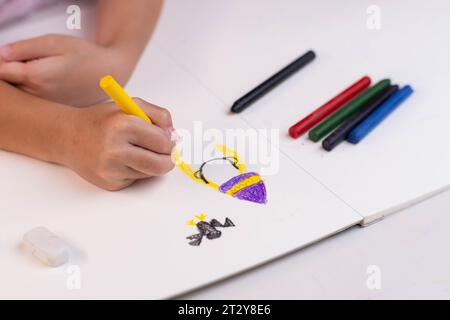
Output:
top-left (186, 217), bottom-right (235, 246)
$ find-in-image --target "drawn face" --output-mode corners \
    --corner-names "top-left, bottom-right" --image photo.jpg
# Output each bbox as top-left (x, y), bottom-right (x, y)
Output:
top-left (173, 144), bottom-right (268, 204)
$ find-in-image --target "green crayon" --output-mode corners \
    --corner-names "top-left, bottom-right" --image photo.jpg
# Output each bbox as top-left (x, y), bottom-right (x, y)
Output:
top-left (309, 79), bottom-right (391, 142)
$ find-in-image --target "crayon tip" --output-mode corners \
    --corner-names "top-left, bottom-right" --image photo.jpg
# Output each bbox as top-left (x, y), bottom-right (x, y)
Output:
top-left (402, 85), bottom-right (414, 94)
top-left (230, 102), bottom-right (244, 113)
top-left (305, 50), bottom-right (316, 59)
top-left (347, 133), bottom-right (361, 144)
top-left (322, 139), bottom-right (333, 152)
top-left (288, 127), bottom-right (300, 139)
top-left (308, 130), bottom-right (321, 142)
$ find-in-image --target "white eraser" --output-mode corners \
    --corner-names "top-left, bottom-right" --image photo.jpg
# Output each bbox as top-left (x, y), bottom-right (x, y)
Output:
top-left (22, 227), bottom-right (69, 267)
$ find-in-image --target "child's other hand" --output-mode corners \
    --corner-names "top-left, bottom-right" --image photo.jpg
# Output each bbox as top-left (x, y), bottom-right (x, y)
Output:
top-left (0, 34), bottom-right (136, 106)
top-left (63, 98), bottom-right (175, 191)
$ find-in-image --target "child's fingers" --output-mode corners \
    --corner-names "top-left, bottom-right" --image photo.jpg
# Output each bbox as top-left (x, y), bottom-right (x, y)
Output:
top-left (121, 166), bottom-right (150, 180)
top-left (0, 35), bottom-right (64, 62)
top-left (125, 167), bottom-right (152, 180)
top-left (0, 62), bottom-right (27, 84)
top-left (103, 163), bottom-right (150, 181)
top-left (126, 116), bottom-right (175, 154)
top-left (132, 98), bottom-right (174, 131)
top-left (125, 148), bottom-right (174, 177)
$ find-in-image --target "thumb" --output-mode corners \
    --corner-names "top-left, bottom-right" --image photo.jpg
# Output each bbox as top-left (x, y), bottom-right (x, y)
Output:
top-left (0, 35), bottom-right (64, 62)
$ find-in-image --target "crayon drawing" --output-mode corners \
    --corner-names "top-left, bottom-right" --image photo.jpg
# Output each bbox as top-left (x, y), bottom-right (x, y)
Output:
top-left (186, 214), bottom-right (235, 246)
top-left (172, 144), bottom-right (267, 204)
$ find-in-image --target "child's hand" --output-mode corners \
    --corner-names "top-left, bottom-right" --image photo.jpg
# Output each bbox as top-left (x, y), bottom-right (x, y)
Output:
top-left (0, 35), bottom-right (136, 106)
top-left (62, 98), bottom-right (176, 191)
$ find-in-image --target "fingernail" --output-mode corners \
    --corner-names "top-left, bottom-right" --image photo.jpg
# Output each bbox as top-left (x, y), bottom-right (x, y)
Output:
top-left (170, 129), bottom-right (182, 143)
top-left (0, 45), bottom-right (12, 60)
top-left (166, 127), bottom-right (176, 139)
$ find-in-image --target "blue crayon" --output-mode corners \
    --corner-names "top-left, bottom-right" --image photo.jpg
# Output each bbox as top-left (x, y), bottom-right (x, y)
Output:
top-left (347, 85), bottom-right (414, 144)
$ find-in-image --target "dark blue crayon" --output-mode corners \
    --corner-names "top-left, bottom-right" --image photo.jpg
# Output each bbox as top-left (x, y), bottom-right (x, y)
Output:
top-left (322, 85), bottom-right (399, 151)
top-left (347, 85), bottom-right (414, 144)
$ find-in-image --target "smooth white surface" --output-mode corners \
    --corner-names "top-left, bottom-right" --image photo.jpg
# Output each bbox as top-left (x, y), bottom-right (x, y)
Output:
top-left (180, 189), bottom-right (450, 299)
top-left (0, 4), bottom-right (361, 299)
top-left (1, 0), bottom-right (448, 299)
top-left (153, 0), bottom-right (450, 222)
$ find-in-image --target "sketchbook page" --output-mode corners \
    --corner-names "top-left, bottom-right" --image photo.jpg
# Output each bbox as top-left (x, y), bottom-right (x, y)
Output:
top-left (153, 0), bottom-right (450, 223)
top-left (0, 35), bottom-right (361, 300)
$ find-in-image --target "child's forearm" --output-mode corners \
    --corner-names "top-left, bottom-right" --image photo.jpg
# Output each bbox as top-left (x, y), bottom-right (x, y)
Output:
top-left (0, 80), bottom-right (73, 165)
top-left (0, 80), bottom-right (175, 190)
top-left (96, 0), bottom-right (163, 59)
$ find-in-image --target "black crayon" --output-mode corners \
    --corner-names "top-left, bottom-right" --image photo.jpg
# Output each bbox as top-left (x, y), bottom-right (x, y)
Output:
top-left (230, 50), bottom-right (316, 113)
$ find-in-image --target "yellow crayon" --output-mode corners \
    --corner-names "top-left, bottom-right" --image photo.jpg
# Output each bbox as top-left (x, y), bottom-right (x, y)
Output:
top-left (99, 75), bottom-right (152, 124)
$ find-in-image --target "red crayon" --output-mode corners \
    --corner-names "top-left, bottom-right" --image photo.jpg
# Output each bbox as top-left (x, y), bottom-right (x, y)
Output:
top-left (288, 76), bottom-right (372, 139)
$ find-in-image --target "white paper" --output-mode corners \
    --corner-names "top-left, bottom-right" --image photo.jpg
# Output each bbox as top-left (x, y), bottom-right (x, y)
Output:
top-left (0, 17), bottom-right (361, 298)
top-left (153, 0), bottom-right (450, 223)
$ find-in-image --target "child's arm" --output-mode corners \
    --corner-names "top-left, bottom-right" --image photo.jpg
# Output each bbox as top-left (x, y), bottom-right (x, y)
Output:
top-left (0, 0), bottom-right (163, 106)
top-left (0, 80), bottom-right (175, 191)
top-left (96, 0), bottom-right (163, 59)
top-left (0, 80), bottom-right (72, 164)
